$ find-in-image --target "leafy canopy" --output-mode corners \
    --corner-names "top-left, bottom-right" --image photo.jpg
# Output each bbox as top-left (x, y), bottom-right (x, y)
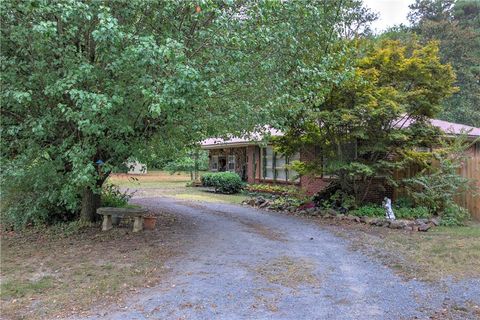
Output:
top-left (1, 0), bottom-right (376, 226)
top-left (276, 39), bottom-right (456, 202)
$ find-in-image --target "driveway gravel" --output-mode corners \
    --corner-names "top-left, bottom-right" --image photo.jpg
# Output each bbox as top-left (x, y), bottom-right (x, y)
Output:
top-left (80, 197), bottom-right (480, 320)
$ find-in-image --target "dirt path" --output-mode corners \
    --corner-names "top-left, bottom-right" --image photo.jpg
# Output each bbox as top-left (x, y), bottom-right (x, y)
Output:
top-left (78, 197), bottom-right (480, 320)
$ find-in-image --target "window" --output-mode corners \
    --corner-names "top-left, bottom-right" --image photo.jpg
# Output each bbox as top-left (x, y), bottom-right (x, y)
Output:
top-left (227, 155), bottom-right (235, 171)
top-left (264, 146), bottom-right (274, 180)
top-left (323, 141), bottom-right (357, 176)
top-left (287, 152), bottom-right (300, 182)
top-left (211, 155), bottom-right (218, 171)
top-left (262, 146), bottom-right (300, 182)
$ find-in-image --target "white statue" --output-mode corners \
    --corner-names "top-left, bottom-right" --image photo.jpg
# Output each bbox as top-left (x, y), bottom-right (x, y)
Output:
top-left (383, 197), bottom-right (396, 220)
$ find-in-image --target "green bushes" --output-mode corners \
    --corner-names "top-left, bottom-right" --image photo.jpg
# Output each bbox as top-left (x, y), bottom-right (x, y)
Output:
top-left (350, 205), bottom-right (384, 217)
top-left (1, 156), bottom-right (79, 230)
top-left (394, 206), bottom-right (431, 219)
top-left (201, 172), bottom-right (244, 194)
top-left (245, 184), bottom-right (304, 197)
top-left (101, 184), bottom-right (133, 208)
top-left (403, 137), bottom-right (474, 225)
top-left (440, 202), bottom-right (470, 226)
top-left (350, 203), bottom-right (431, 220)
top-left (201, 172), bottom-right (215, 187)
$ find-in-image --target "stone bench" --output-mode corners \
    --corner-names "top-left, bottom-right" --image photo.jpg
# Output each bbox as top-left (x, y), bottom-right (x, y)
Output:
top-left (97, 207), bottom-right (149, 232)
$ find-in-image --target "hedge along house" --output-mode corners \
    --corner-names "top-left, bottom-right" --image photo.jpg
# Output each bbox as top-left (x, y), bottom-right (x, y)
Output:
top-left (201, 120), bottom-right (480, 219)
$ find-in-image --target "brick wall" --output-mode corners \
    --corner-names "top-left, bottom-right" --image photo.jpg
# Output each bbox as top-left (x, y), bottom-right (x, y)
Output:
top-left (299, 145), bottom-right (394, 203)
top-left (299, 145), bottom-right (329, 195)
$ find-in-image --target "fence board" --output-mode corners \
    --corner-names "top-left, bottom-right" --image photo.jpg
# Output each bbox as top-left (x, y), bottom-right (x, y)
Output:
top-left (393, 155), bottom-right (480, 221)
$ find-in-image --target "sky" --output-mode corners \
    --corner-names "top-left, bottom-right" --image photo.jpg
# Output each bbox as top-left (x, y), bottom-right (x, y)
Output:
top-left (363, 0), bottom-right (415, 32)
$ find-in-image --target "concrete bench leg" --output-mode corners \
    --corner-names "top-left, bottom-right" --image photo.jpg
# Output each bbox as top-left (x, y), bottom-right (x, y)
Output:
top-left (102, 214), bottom-right (113, 231)
top-left (133, 216), bottom-right (143, 232)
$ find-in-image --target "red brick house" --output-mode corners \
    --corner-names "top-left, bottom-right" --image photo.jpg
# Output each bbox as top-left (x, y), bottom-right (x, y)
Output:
top-left (201, 120), bottom-right (480, 217)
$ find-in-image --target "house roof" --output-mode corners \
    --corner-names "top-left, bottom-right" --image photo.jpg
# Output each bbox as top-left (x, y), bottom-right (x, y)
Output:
top-left (201, 119), bottom-right (479, 149)
top-left (397, 118), bottom-right (480, 137)
top-left (201, 128), bottom-right (282, 149)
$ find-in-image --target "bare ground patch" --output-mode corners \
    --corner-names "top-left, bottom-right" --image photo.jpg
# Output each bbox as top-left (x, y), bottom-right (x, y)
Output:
top-left (255, 256), bottom-right (319, 289)
top-left (239, 220), bottom-right (286, 242)
top-left (177, 201), bottom-right (286, 242)
top-left (0, 210), bottom-right (193, 320)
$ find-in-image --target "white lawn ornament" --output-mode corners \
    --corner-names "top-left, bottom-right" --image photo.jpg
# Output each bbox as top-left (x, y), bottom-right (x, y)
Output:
top-left (383, 197), bottom-right (396, 220)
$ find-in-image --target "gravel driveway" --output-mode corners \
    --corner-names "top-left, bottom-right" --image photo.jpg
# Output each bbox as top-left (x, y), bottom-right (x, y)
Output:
top-left (82, 197), bottom-right (480, 320)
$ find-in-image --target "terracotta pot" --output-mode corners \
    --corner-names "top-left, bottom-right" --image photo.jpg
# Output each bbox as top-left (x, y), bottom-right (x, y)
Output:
top-left (143, 216), bottom-right (157, 230)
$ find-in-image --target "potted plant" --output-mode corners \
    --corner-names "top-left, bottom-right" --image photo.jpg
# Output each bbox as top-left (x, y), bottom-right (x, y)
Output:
top-left (143, 214), bottom-right (157, 230)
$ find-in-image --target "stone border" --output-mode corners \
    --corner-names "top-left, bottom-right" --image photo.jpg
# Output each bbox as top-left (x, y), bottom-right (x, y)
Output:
top-left (243, 197), bottom-right (440, 232)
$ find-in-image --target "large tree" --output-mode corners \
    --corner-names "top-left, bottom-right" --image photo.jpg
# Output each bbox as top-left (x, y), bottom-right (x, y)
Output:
top-left (275, 39), bottom-right (456, 202)
top-left (1, 0), bottom-right (375, 226)
top-left (408, 0), bottom-right (480, 127)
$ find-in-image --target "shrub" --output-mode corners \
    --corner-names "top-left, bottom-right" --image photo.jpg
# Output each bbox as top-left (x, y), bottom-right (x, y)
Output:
top-left (245, 184), bottom-right (304, 197)
top-left (101, 184), bottom-right (133, 208)
top-left (201, 172), bottom-right (215, 187)
top-left (1, 157), bottom-right (79, 230)
top-left (404, 135), bottom-right (474, 224)
top-left (351, 204), bottom-right (431, 219)
top-left (394, 206), bottom-right (431, 219)
top-left (350, 204), bottom-right (384, 217)
top-left (440, 202), bottom-right (470, 226)
top-left (201, 172), bottom-right (243, 194)
top-left (268, 196), bottom-right (305, 211)
top-left (315, 188), bottom-right (356, 213)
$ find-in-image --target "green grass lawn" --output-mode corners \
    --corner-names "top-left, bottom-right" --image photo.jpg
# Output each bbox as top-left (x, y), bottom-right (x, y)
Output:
top-left (108, 170), bottom-right (248, 204)
top-left (330, 221), bottom-right (480, 281)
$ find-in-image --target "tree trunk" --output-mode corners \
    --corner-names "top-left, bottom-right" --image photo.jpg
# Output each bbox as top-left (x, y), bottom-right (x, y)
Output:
top-left (80, 187), bottom-right (101, 222)
top-left (194, 149), bottom-right (199, 181)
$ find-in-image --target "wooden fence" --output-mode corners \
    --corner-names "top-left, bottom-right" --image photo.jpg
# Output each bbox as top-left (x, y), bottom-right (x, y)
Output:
top-left (456, 158), bottom-right (480, 220)
top-left (394, 157), bottom-right (480, 221)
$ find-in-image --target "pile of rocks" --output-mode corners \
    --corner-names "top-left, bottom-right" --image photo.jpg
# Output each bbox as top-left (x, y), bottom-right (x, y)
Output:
top-left (303, 209), bottom-right (440, 232)
top-left (243, 196), bottom-right (270, 209)
top-left (242, 196), bottom-right (298, 212)
top-left (243, 196), bottom-right (440, 232)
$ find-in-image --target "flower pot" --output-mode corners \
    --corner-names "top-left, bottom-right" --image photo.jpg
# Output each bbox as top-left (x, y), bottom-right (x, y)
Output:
top-left (143, 216), bottom-right (157, 230)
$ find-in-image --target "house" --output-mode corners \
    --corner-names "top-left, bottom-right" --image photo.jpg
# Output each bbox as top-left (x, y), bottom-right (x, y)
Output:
top-left (126, 161), bottom-right (147, 174)
top-left (201, 119), bottom-right (480, 218)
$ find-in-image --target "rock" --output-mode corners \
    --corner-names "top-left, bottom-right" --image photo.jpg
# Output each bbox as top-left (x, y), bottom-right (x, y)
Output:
top-left (418, 222), bottom-right (433, 232)
top-left (321, 208), bottom-right (337, 216)
top-left (415, 218), bottom-right (429, 225)
top-left (375, 219), bottom-right (390, 227)
top-left (336, 214), bottom-right (346, 220)
top-left (345, 215), bottom-right (361, 223)
top-left (309, 210), bottom-right (321, 217)
top-left (389, 220), bottom-right (406, 229)
top-left (258, 201), bottom-right (270, 209)
top-left (254, 196), bottom-right (266, 206)
top-left (429, 217), bottom-right (441, 226)
top-left (306, 207), bottom-right (317, 215)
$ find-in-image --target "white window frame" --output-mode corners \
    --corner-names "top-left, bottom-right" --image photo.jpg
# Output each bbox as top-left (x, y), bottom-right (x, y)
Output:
top-left (211, 155), bottom-right (219, 171)
top-left (262, 146), bottom-right (300, 182)
top-left (227, 155), bottom-right (236, 172)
